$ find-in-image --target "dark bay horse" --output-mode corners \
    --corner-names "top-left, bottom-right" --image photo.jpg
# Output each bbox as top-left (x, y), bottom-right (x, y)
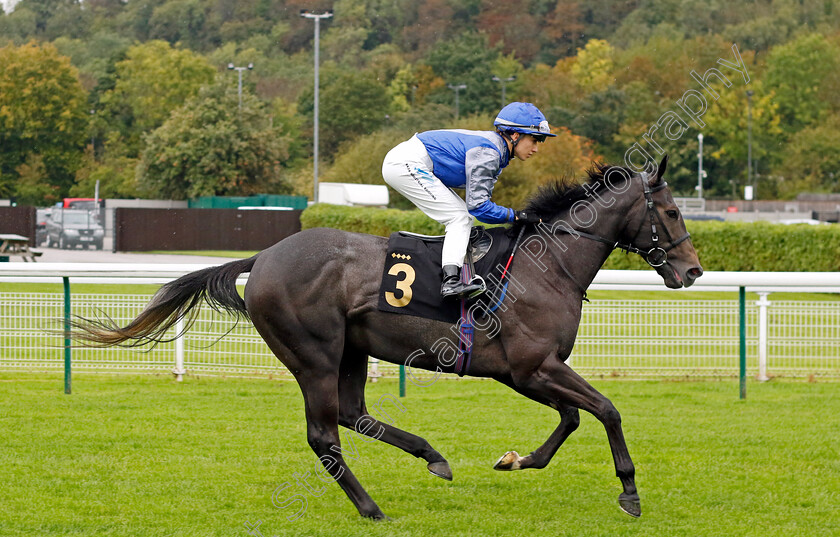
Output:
top-left (72, 156), bottom-right (702, 519)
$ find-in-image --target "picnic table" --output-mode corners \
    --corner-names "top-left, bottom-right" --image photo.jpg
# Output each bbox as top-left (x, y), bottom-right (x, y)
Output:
top-left (0, 234), bottom-right (42, 262)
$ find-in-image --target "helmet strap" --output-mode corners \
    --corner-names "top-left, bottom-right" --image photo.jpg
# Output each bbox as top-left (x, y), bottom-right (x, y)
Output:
top-left (499, 130), bottom-right (520, 156)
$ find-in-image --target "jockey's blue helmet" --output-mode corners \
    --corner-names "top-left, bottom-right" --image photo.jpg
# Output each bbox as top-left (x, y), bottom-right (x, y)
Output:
top-left (493, 102), bottom-right (557, 138)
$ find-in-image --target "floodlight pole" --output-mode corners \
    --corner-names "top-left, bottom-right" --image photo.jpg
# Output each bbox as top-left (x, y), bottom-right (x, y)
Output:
top-left (447, 84), bottom-right (467, 119)
top-left (492, 75), bottom-right (516, 108)
top-left (301, 10), bottom-right (333, 203)
top-left (697, 133), bottom-right (704, 198)
top-left (227, 63), bottom-right (254, 110)
top-left (746, 90), bottom-right (754, 199)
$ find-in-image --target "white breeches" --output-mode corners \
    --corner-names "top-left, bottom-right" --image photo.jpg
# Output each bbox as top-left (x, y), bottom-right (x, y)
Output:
top-left (382, 135), bottom-right (472, 268)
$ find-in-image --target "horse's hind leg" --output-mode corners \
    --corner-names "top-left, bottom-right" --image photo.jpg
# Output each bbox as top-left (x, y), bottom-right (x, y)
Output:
top-left (298, 372), bottom-right (388, 520)
top-left (493, 403), bottom-right (580, 471)
top-left (337, 351), bottom-right (453, 480)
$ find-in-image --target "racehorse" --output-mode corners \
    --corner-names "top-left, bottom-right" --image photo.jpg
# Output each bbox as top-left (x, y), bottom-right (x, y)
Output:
top-left (71, 155), bottom-right (702, 520)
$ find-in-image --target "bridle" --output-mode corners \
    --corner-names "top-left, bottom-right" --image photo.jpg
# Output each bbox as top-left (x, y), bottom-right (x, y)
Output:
top-left (492, 172), bottom-right (693, 307)
top-left (564, 172), bottom-right (692, 268)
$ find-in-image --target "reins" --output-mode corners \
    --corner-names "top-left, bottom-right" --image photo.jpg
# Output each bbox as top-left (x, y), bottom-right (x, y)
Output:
top-left (499, 173), bottom-right (692, 303)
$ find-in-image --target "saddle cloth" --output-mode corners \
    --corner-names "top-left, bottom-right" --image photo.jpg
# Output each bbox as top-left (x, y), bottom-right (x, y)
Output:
top-left (377, 227), bottom-right (513, 323)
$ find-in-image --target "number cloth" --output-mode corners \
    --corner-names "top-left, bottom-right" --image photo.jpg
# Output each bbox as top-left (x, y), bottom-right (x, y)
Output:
top-left (377, 229), bottom-right (515, 323)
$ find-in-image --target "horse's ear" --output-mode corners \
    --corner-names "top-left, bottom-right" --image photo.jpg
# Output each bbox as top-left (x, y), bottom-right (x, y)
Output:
top-left (654, 154), bottom-right (668, 184)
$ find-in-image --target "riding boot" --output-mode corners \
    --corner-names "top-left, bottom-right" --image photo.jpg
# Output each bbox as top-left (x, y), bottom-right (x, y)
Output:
top-left (440, 265), bottom-right (484, 299)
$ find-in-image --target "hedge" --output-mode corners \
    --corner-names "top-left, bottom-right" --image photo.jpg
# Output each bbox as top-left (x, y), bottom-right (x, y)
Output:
top-left (301, 204), bottom-right (840, 272)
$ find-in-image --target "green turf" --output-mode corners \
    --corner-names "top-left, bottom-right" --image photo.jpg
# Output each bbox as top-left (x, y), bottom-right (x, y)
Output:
top-left (0, 374), bottom-right (837, 537)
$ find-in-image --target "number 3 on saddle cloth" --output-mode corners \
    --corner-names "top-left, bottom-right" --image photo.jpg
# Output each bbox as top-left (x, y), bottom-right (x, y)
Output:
top-left (377, 226), bottom-right (514, 375)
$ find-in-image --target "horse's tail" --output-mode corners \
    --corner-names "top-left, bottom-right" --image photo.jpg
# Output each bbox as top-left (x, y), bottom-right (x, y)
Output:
top-left (70, 256), bottom-right (258, 348)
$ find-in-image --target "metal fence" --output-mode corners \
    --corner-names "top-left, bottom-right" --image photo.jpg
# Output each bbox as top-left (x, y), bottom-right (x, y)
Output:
top-left (2, 289), bottom-right (838, 379)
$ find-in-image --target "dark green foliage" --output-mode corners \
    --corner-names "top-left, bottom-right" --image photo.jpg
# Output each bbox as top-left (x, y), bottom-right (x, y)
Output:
top-left (137, 82), bottom-right (292, 199)
top-left (603, 220), bottom-right (840, 271)
top-left (296, 70), bottom-right (391, 155)
top-left (423, 32), bottom-right (501, 116)
top-left (301, 203), bottom-right (446, 237)
top-left (303, 205), bottom-right (840, 272)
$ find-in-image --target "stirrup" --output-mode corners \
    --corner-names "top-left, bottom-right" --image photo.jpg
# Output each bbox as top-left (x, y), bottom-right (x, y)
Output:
top-left (441, 275), bottom-right (486, 299)
top-left (465, 275), bottom-right (486, 299)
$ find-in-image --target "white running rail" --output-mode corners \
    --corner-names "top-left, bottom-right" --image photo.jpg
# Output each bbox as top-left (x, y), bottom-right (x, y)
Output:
top-left (2, 264), bottom-right (839, 379)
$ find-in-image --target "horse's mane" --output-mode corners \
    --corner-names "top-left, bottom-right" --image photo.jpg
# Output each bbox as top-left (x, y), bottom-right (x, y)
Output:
top-left (513, 163), bottom-right (634, 228)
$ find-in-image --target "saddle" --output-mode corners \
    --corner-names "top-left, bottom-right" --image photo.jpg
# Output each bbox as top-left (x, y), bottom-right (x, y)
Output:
top-left (396, 226), bottom-right (494, 263)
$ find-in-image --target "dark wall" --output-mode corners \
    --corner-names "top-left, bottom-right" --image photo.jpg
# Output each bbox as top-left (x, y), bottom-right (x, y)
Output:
top-left (114, 208), bottom-right (302, 251)
top-left (0, 207), bottom-right (36, 246)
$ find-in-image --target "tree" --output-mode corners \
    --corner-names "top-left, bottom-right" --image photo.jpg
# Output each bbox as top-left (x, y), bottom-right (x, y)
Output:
top-left (774, 115), bottom-right (840, 198)
top-left (99, 40), bottom-right (216, 155)
top-left (137, 82), bottom-right (291, 199)
top-left (13, 0), bottom-right (78, 33)
top-left (297, 70), bottom-right (391, 156)
top-left (147, 0), bottom-right (215, 51)
top-left (0, 41), bottom-right (87, 201)
top-left (764, 33), bottom-right (840, 133)
top-left (424, 32), bottom-right (502, 117)
top-left (14, 154), bottom-right (59, 205)
top-left (0, 5), bottom-right (37, 42)
top-left (476, 0), bottom-right (541, 64)
top-left (399, 0), bottom-right (454, 58)
top-left (701, 80), bottom-right (783, 197)
top-left (571, 39), bottom-right (614, 89)
top-left (540, 0), bottom-right (585, 61)
top-left (72, 137), bottom-right (142, 199)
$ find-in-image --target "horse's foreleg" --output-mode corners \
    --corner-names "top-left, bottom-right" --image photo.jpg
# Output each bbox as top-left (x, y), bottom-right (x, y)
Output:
top-left (299, 373), bottom-right (388, 520)
top-left (513, 358), bottom-right (641, 518)
top-left (337, 353), bottom-right (452, 480)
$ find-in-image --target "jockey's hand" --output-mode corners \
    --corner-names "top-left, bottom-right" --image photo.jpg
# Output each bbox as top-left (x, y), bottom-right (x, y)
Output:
top-left (515, 210), bottom-right (541, 224)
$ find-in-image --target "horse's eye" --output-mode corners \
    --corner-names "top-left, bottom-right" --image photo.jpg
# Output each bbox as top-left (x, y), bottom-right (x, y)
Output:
top-left (665, 210), bottom-right (679, 219)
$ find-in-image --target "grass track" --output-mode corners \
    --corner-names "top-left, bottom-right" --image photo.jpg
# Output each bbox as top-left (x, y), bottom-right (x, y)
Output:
top-left (1, 374), bottom-right (838, 536)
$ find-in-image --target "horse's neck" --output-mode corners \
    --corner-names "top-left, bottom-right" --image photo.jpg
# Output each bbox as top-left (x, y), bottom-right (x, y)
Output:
top-left (534, 184), bottom-right (640, 294)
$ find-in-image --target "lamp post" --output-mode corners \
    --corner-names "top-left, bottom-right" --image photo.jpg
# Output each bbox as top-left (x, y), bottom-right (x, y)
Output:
top-left (491, 75), bottom-right (516, 108)
top-left (447, 83), bottom-right (467, 119)
top-left (300, 10), bottom-right (333, 203)
top-left (227, 62), bottom-right (254, 109)
top-left (746, 90), bottom-right (754, 199)
top-left (697, 133), bottom-right (704, 199)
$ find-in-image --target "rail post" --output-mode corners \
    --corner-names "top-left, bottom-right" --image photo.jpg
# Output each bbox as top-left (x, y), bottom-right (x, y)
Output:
top-left (173, 317), bottom-right (185, 382)
top-left (756, 292), bottom-right (771, 381)
top-left (739, 286), bottom-right (746, 400)
top-left (63, 276), bottom-right (71, 394)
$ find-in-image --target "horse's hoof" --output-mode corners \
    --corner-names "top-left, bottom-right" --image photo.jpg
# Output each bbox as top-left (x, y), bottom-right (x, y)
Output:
top-left (427, 461), bottom-right (453, 481)
top-left (365, 511), bottom-right (391, 522)
top-left (493, 450), bottom-right (522, 471)
top-left (618, 493), bottom-right (641, 518)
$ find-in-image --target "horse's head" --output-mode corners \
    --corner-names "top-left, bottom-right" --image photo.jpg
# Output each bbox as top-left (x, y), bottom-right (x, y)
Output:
top-left (620, 156), bottom-right (704, 288)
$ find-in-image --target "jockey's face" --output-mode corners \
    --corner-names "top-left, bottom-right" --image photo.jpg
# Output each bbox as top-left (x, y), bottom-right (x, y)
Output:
top-left (512, 133), bottom-right (541, 160)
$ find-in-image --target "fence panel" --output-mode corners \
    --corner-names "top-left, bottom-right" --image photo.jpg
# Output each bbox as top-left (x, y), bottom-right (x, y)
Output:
top-left (2, 291), bottom-right (837, 379)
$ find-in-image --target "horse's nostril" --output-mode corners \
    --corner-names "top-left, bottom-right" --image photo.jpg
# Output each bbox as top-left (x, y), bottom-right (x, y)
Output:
top-left (687, 267), bottom-right (704, 279)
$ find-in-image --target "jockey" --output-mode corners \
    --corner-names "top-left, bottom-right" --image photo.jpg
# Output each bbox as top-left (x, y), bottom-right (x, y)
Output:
top-left (382, 101), bottom-right (555, 299)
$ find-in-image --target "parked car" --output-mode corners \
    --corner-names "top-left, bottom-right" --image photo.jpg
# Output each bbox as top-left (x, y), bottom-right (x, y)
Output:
top-left (35, 207), bottom-right (52, 246)
top-left (46, 209), bottom-right (105, 250)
